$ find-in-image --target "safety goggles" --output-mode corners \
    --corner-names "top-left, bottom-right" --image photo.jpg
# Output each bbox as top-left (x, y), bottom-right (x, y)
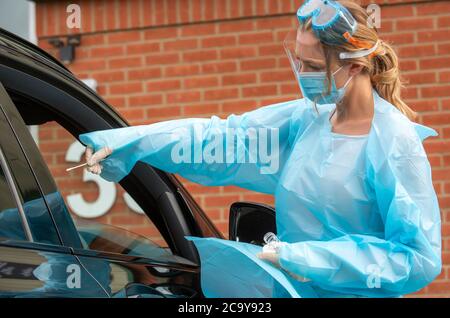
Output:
top-left (297, 0), bottom-right (358, 45)
top-left (290, 0), bottom-right (381, 60)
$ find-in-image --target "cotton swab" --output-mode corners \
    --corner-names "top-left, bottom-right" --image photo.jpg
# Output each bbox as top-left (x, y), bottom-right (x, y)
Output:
top-left (66, 158), bottom-right (106, 172)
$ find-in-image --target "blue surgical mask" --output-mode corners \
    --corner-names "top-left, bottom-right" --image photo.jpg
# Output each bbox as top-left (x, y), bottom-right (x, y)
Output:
top-left (297, 66), bottom-right (353, 105)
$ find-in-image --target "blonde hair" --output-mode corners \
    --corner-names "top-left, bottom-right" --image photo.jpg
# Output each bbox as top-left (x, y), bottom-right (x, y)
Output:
top-left (300, 0), bottom-right (417, 121)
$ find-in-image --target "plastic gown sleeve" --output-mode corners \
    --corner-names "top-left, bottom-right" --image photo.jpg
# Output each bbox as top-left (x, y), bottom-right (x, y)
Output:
top-left (78, 99), bottom-right (304, 194)
top-left (278, 124), bottom-right (442, 297)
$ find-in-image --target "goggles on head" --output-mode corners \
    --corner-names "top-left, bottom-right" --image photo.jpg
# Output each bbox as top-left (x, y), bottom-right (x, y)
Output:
top-left (296, 0), bottom-right (380, 60)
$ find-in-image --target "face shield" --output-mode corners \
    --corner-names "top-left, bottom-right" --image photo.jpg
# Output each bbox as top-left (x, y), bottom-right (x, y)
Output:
top-left (284, 0), bottom-right (381, 104)
top-left (284, 28), bottom-right (348, 105)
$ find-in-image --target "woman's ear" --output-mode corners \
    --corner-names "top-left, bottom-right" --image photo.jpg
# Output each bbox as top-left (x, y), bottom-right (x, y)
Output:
top-left (348, 63), bottom-right (364, 76)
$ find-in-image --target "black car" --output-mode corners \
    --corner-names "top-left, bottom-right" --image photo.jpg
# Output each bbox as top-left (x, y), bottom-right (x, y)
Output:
top-left (0, 28), bottom-right (276, 298)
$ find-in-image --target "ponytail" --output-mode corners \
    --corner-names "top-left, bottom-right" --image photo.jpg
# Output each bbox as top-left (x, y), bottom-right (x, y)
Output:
top-left (370, 41), bottom-right (418, 121)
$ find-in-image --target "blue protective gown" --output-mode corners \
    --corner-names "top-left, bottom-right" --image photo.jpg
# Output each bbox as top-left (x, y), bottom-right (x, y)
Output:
top-left (78, 89), bottom-right (442, 298)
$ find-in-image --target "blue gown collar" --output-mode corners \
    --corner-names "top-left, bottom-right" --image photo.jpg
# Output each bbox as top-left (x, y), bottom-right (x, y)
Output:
top-left (319, 89), bottom-right (438, 143)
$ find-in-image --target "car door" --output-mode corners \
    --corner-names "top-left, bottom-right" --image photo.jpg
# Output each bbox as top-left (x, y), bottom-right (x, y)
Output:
top-left (0, 82), bottom-right (109, 297)
top-left (0, 68), bottom-right (204, 298)
top-left (0, 79), bottom-right (200, 297)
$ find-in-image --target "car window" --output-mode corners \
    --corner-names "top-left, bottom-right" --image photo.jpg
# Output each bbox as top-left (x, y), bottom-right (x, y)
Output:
top-left (74, 218), bottom-right (180, 262)
top-left (31, 119), bottom-right (168, 249)
top-left (0, 149), bottom-right (28, 241)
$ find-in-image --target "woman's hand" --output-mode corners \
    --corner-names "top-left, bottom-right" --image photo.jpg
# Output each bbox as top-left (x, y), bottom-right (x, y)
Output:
top-left (84, 146), bottom-right (113, 175)
top-left (258, 251), bottom-right (311, 282)
top-left (257, 251), bottom-right (281, 268)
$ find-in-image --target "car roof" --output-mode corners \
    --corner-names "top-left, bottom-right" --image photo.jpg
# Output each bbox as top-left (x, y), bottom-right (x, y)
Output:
top-left (0, 27), bottom-right (70, 73)
top-left (0, 27), bottom-right (130, 127)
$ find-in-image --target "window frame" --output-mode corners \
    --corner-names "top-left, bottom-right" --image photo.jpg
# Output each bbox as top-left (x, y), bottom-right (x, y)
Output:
top-left (0, 82), bottom-right (63, 246)
top-left (0, 144), bottom-right (32, 242)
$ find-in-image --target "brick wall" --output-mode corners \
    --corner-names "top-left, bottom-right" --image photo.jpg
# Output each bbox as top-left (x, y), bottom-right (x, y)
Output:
top-left (35, 0), bottom-right (450, 297)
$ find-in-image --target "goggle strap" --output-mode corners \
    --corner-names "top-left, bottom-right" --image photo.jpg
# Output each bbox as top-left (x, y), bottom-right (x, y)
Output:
top-left (343, 32), bottom-right (373, 49)
top-left (341, 32), bottom-right (381, 59)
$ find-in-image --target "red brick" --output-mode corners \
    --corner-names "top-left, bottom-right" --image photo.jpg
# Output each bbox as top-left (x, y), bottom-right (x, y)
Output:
top-left (438, 16), bottom-right (450, 28)
top-left (108, 57), bottom-right (142, 69)
top-left (204, 194), bottom-right (240, 208)
top-left (126, 42), bottom-right (160, 55)
top-left (420, 57), bottom-right (450, 70)
top-left (182, 50), bottom-right (218, 63)
top-left (163, 39), bottom-right (198, 51)
top-left (118, 108), bottom-right (145, 121)
top-left (238, 32), bottom-right (274, 45)
top-left (69, 60), bottom-right (106, 72)
top-left (398, 45), bottom-right (436, 58)
top-left (146, 105), bottom-right (181, 118)
top-left (436, 173), bottom-right (450, 185)
top-left (422, 113), bottom-right (450, 126)
top-left (105, 97), bottom-right (126, 108)
top-left (204, 88), bottom-right (239, 101)
top-left (396, 18), bottom-right (434, 31)
top-left (382, 5), bottom-right (414, 18)
top-left (107, 31), bottom-right (140, 44)
top-left (240, 58), bottom-right (277, 71)
top-left (421, 86), bottom-right (450, 98)
top-left (181, 24), bottom-right (217, 37)
top-left (91, 46), bottom-right (124, 58)
top-left (146, 79), bottom-right (181, 92)
top-left (145, 53), bottom-right (180, 65)
top-left (417, 2), bottom-right (450, 16)
top-left (223, 74), bottom-right (257, 86)
top-left (166, 91), bottom-right (201, 104)
top-left (184, 104), bottom-right (221, 116)
top-left (260, 70), bottom-right (295, 82)
top-left (129, 95), bottom-right (163, 107)
top-left (418, 30), bottom-right (450, 43)
top-left (109, 82), bottom-right (142, 95)
top-left (383, 33), bottom-right (414, 45)
top-left (256, 16), bottom-right (293, 30)
top-left (143, 28), bottom-right (178, 41)
top-left (183, 77), bottom-right (219, 89)
top-left (438, 43), bottom-right (450, 55)
top-left (223, 100), bottom-right (258, 113)
top-left (128, 68), bottom-right (162, 80)
top-left (439, 71), bottom-right (450, 83)
top-left (259, 44), bottom-right (284, 56)
top-left (219, 20), bottom-right (254, 33)
top-left (399, 60), bottom-right (417, 71)
top-left (201, 36), bottom-right (237, 48)
top-left (242, 85), bottom-right (278, 98)
top-left (165, 65), bottom-right (201, 77)
top-left (91, 70), bottom-right (123, 82)
top-left (427, 282), bottom-right (450, 294)
top-left (410, 99), bottom-right (439, 112)
top-left (424, 141), bottom-right (450, 154)
top-left (201, 61), bottom-right (237, 74)
top-left (220, 47), bottom-right (257, 60)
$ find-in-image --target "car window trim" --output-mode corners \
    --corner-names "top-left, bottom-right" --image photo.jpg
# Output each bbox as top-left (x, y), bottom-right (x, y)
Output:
top-left (0, 144), bottom-right (33, 241)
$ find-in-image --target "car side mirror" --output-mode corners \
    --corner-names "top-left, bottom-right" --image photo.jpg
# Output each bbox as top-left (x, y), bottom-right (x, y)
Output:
top-left (228, 201), bottom-right (276, 246)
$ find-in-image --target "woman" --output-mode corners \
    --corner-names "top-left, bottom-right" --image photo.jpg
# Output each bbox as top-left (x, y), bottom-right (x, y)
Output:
top-left (78, 0), bottom-right (441, 297)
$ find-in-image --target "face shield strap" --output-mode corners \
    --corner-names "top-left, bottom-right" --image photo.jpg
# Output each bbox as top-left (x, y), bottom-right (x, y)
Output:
top-left (339, 32), bottom-right (382, 59)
